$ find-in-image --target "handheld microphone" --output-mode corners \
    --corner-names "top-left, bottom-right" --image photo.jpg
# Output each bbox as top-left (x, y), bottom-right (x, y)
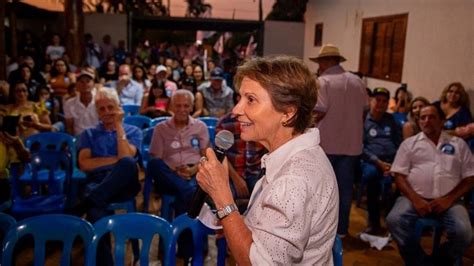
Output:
top-left (188, 129), bottom-right (234, 218)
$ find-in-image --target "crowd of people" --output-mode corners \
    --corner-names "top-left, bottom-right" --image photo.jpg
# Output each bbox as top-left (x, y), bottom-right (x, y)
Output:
top-left (0, 30), bottom-right (473, 265)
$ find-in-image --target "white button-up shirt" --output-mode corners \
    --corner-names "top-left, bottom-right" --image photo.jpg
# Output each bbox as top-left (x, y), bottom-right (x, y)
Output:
top-left (63, 95), bottom-right (99, 136)
top-left (244, 129), bottom-right (339, 265)
top-left (391, 131), bottom-right (474, 199)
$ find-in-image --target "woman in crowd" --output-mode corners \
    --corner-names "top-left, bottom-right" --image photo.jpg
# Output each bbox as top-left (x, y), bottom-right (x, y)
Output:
top-left (99, 59), bottom-right (118, 85)
top-left (402, 96), bottom-right (430, 139)
top-left (193, 64), bottom-right (205, 87)
top-left (6, 81), bottom-right (54, 139)
top-left (434, 82), bottom-right (472, 133)
top-left (49, 58), bottom-right (76, 99)
top-left (197, 55), bottom-right (338, 265)
top-left (17, 64), bottom-right (42, 101)
top-left (140, 80), bottom-right (170, 118)
top-left (181, 64), bottom-right (195, 83)
top-left (389, 85), bottom-right (412, 126)
top-left (181, 76), bottom-right (206, 118)
top-left (132, 65), bottom-right (151, 94)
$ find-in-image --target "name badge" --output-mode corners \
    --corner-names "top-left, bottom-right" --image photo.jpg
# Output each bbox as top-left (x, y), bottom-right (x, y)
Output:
top-left (369, 128), bottom-right (377, 137)
top-left (440, 143), bottom-right (455, 155)
top-left (171, 141), bottom-right (180, 149)
top-left (384, 126), bottom-right (391, 136)
top-left (190, 137), bottom-right (200, 149)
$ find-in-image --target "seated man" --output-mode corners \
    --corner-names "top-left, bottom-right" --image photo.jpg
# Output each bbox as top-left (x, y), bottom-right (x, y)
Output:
top-left (147, 89), bottom-right (209, 215)
top-left (75, 87), bottom-right (142, 221)
top-left (63, 68), bottom-right (99, 136)
top-left (146, 89), bottom-right (209, 260)
top-left (387, 104), bottom-right (474, 266)
top-left (74, 88), bottom-right (142, 265)
top-left (362, 87), bottom-right (402, 235)
top-left (198, 68), bottom-right (234, 118)
top-left (216, 112), bottom-right (266, 212)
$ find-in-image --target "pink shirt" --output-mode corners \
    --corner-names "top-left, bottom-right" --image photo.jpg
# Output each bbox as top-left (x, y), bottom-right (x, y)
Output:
top-left (315, 65), bottom-right (368, 155)
top-left (149, 117), bottom-right (209, 169)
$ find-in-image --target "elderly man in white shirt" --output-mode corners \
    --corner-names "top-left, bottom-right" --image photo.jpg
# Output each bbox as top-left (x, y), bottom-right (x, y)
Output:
top-left (64, 68), bottom-right (99, 136)
top-left (386, 104), bottom-right (474, 266)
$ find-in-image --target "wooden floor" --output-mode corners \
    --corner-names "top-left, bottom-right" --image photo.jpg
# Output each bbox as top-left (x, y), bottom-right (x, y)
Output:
top-left (12, 175), bottom-right (474, 265)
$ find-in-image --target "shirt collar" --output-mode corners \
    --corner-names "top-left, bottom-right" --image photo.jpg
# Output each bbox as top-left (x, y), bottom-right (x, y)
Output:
top-left (261, 128), bottom-right (320, 184)
top-left (320, 65), bottom-right (345, 76)
top-left (418, 131), bottom-right (450, 147)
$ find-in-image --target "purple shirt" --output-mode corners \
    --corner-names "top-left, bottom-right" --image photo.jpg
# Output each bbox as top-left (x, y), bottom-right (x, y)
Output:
top-left (149, 116), bottom-right (209, 169)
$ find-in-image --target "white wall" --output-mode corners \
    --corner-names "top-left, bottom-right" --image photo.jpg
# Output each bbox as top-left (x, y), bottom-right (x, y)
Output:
top-left (264, 20), bottom-right (305, 58)
top-left (84, 14), bottom-right (127, 47)
top-left (304, 0), bottom-right (474, 110)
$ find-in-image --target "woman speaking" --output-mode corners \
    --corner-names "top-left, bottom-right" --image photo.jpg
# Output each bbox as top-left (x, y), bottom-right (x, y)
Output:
top-left (197, 55), bottom-right (338, 265)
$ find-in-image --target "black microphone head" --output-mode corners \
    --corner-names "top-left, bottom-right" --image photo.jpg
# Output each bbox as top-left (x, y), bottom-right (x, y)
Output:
top-left (214, 130), bottom-right (234, 150)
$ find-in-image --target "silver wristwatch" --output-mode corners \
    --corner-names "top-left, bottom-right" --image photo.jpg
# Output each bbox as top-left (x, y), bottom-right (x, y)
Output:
top-left (216, 203), bottom-right (238, 220)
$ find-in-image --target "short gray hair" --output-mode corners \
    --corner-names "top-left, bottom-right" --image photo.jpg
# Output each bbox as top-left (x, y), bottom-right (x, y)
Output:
top-left (95, 87), bottom-right (120, 106)
top-left (172, 89), bottom-right (195, 105)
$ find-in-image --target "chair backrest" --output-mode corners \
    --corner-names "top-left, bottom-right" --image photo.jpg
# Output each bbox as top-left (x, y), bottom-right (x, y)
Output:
top-left (333, 235), bottom-right (343, 266)
top-left (151, 116), bottom-right (171, 127)
top-left (122, 104), bottom-right (141, 116)
top-left (171, 214), bottom-right (227, 266)
top-left (141, 127), bottom-right (155, 168)
top-left (198, 117), bottom-right (219, 127)
top-left (89, 213), bottom-right (174, 266)
top-left (25, 132), bottom-right (75, 154)
top-left (1, 214), bottom-right (94, 266)
top-left (0, 212), bottom-right (16, 237)
top-left (124, 115), bottom-right (152, 129)
top-left (26, 150), bottom-right (71, 196)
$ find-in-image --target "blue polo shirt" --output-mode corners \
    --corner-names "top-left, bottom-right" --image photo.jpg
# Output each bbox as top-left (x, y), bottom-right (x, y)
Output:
top-left (363, 112), bottom-right (402, 163)
top-left (78, 123), bottom-right (143, 173)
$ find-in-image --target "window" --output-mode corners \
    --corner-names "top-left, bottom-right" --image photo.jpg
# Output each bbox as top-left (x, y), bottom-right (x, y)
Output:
top-left (314, 23), bottom-right (323, 46)
top-left (359, 14), bottom-right (408, 83)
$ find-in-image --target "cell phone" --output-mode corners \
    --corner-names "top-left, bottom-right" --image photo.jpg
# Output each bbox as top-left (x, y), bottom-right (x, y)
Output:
top-left (1, 115), bottom-right (20, 136)
top-left (23, 115), bottom-right (33, 122)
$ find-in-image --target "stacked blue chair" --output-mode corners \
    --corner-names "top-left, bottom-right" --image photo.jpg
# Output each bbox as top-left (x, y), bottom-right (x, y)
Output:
top-left (25, 132), bottom-right (86, 205)
top-left (171, 214), bottom-right (227, 266)
top-left (122, 104), bottom-right (141, 116)
top-left (141, 127), bottom-right (154, 169)
top-left (2, 214), bottom-right (94, 266)
top-left (333, 235), bottom-right (343, 266)
top-left (88, 213), bottom-right (174, 266)
top-left (151, 116), bottom-right (171, 127)
top-left (10, 151), bottom-right (72, 220)
top-left (124, 115), bottom-right (152, 130)
top-left (0, 213), bottom-right (16, 259)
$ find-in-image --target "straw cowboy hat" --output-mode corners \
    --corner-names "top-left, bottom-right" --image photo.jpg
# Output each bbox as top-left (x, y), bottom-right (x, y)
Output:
top-left (309, 44), bottom-right (346, 62)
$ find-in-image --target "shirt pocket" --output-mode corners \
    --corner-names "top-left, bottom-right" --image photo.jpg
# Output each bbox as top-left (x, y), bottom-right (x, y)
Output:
top-left (439, 153), bottom-right (461, 178)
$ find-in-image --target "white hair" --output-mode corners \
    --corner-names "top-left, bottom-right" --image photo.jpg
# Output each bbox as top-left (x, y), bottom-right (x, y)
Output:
top-left (94, 87), bottom-right (120, 106)
top-left (172, 89), bottom-right (195, 105)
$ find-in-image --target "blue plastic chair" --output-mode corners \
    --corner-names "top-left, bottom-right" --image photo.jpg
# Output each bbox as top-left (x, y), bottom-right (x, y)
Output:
top-left (142, 171), bottom-right (175, 219)
top-left (0, 213), bottom-right (16, 261)
top-left (151, 116), bottom-right (171, 127)
top-left (124, 115), bottom-right (152, 129)
top-left (415, 218), bottom-right (462, 265)
top-left (10, 151), bottom-right (72, 220)
top-left (198, 117), bottom-right (219, 127)
top-left (122, 104), bottom-right (141, 116)
top-left (141, 127), bottom-right (154, 169)
top-left (171, 214), bottom-right (227, 266)
top-left (2, 214), bottom-right (94, 266)
top-left (333, 235), bottom-right (343, 266)
top-left (88, 213), bottom-right (174, 266)
top-left (0, 200), bottom-right (11, 212)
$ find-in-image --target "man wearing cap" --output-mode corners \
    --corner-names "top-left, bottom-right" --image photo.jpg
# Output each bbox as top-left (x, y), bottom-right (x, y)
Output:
top-left (64, 68), bottom-right (99, 136)
top-left (311, 44), bottom-right (368, 237)
top-left (116, 64), bottom-right (143, 105)
top-left (387, 104), bottom-right (474, 265)
top-left (155, 64), bottom-right (178, 97)
top-left (199, 67), bottom-right (234, 118)
top-left (146, 89), bottom-right (209, 261)
top-left (362, 87), bottom-right (402, 235)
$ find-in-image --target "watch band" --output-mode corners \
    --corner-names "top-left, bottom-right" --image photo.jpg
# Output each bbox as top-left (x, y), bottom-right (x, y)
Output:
top-left (216, 203), bottom-right (238, 220)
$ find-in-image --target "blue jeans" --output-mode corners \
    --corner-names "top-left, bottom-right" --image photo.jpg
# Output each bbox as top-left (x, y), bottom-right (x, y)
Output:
top-left (327, 154), bottom-right (360, 235)
top-left (386, 196), bottom-right (472, 265)
top-left (146, 158), bottom-right (198, 259)
top-left (361, 161), bottom-right (384, 228)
